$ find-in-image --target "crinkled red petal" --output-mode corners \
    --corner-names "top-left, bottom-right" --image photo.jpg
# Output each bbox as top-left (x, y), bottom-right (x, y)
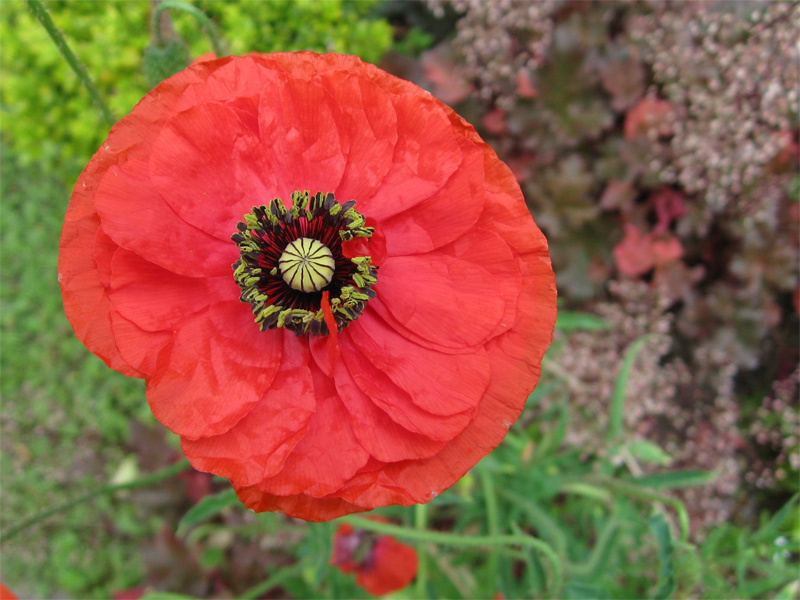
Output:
top-left (180, 332), bottom-right (315, 485)
top-left (244, 364), bottom-right (369, 497)
top-left (374, 254), bottom-right (506, 349)
top-left (147, 302), bottom-right (282, 439)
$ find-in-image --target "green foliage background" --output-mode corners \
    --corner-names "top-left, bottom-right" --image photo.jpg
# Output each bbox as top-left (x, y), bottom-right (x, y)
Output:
top-left (0, 0), bottom-right (392, 184)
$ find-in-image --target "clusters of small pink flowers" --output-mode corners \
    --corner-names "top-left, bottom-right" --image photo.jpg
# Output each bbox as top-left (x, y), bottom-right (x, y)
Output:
top-left (425, 0), bottom-right (558, 108)
top-left (631, 2), bottom-right (799, 216)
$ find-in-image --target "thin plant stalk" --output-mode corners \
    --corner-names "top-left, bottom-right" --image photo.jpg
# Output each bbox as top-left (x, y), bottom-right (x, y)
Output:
top-left (24, 0), bottom-right (115, 126)
top-left (479, 462), bottom-right (501, 590)
top-left (237, 562), bottom-right (307, 600)
top-left (340, 514), bottom-right (564, 596)
top-left (151, 0), bottom-right (226, 58)
top-left (0, 459), bottom-right (191, 544)
top-left (414, 502), bottom-right (429, 597)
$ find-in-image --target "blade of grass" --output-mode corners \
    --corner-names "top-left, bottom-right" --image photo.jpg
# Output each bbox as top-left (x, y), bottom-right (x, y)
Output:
top-left (478, 462), bottom-right (501, 592)
top-left (237, 562), bottom-right (307, 600)
top-left (577, 475), bottom-right (691, 542)
top-left (415, 502), bottom-right (429, 598)
top-left (500, 489), bottom-right (568, 556)
top-left (566, 517), bottom-right (621, 579)
top-left (608, 335), bottom-right (650, 441)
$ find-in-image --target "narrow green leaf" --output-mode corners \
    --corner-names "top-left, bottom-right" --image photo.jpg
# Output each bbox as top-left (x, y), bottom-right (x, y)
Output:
top-left (627, 440), bottom-right (673, 466)
top-left (631, 469), bottom-right (714, 490)
top-left (538, 395), bottom-right (569, 456)
top-left (753, 492), bottom-right (799, 543)
top-left (774, 579), bottom-right (800, 600)
top-left (737, 573), bottom-right (799, 598)
top-left (176, 487), bottom-right (240, 536)
top-left (649, 513), bottom-right (676, 599)
top-left (555, 310), bottom-right (611, 331)
top-left (608, 336), bottom-right (650, 441)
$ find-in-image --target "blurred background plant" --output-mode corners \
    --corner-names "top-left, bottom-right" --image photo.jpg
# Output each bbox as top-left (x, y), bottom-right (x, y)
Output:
top-left (1, 0), bottom-right (797, 598)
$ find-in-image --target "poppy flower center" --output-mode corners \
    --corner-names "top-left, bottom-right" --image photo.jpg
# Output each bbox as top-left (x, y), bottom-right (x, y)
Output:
top-left (231, 191), bottom-right (377, 336)
top-left (279, 238), bottom-right (336, 293)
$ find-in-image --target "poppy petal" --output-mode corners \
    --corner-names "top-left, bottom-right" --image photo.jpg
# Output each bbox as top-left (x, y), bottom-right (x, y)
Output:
top-left (150, 102), bottom-right (277, 241)
top-left (337, 329), bottom-right (474, 440)
top-left (59, 167), bottom-right (141, 377)
top-left (180, 333), bottom-right (315, 485)
top-left (108, 248), bottom-right (232, 332)
top-left (356, 536), bottom-right (419, 596)
top-left (380, 133), bottom-right (485, 256)
top-left (321, 72), bottom-right (398, 203)
top-left (362, 91), bottom-right (462, 221)
top-left (375, 255), bottom-right (506, 349)
top-left (334, 360), bottom-right (448, 463)
top-left (250, 367), bottom-right (369, 497)
top-left (257, 72), bottom-right (347, 197)
top-left (233, 486), bottom-right (370, 523)
top-left (109, 309), bottom-right (171, 377)
top-left (348, 313), bottom-right (490, 417)
top-left (146, 303), bottom-right (283, 439)
top-left (94, 158), bottom-right (235, 277)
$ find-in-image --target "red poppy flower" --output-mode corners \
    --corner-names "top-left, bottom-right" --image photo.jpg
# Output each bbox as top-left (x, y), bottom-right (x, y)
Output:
top-left (331, 522), bottom-right (418, 596)
top-left (59, 52), bottom-right (556, 521)
top-left (0, 583), bottom-right (19, 600)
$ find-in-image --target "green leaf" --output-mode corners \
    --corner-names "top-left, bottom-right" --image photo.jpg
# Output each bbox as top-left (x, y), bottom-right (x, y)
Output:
top-left (649, 513), bottom-right (676, 599)
top-left (175, 487), bottom-right (240, 536)
top-left (626, 440), bottom-right (673, 466)
top-left (607, 336), bottom-right (650, 441)
top-left (753, 492), bottom-right (799, 543)
top-left (538, 395), bottom-right (569, 456)
top-left (555, 310), bottom-right (611, 331)
top-left (630, 469), bottom-right (714, 490)
top-left (775, 579), bottom-right (800, 600)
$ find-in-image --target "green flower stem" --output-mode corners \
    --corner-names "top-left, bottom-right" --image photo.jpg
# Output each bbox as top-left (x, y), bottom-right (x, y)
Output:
top-left (414, 502), bottom-right (429, 597)
top-left (574, 475), bottom-right (690, 542)
top-left (237, 562), bottom-right (307, 600)
top-left (478, 463), bottom-right (501, 589)
top-left (565, 517), bottom-right (621, 578)
top-left (503, 488), bottom-right (625, 578)
top-left (24, 0), bottom-right (115, 126)
top-left (0, 459), bottom-right (191, 544)
top-left (340, 515), bottom-right (563, 596)
top-left (152, 1), bottom-right (226, 58)
top-left (500, 489), bottom-right (568, 557)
